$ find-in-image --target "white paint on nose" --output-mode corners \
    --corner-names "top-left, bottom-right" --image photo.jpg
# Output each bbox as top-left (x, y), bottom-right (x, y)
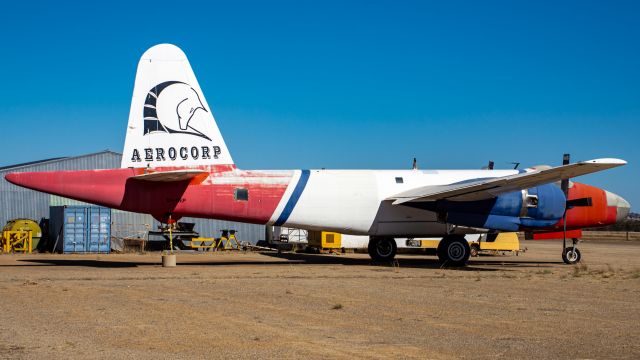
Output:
top-left (606, 191), bottom-right (631, 223)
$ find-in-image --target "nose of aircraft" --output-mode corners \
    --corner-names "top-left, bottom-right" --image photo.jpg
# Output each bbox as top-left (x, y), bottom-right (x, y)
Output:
top-left (605, 191), bottom-right (631, 223)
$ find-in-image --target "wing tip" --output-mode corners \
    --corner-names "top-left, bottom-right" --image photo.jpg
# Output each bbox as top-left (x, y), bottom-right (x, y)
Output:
top-left (579, 158), bottom-right (627, 166)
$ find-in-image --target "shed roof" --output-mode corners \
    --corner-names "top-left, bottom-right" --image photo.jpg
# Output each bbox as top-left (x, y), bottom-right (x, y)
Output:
top-left (0, 150), bottom-right (122, 172)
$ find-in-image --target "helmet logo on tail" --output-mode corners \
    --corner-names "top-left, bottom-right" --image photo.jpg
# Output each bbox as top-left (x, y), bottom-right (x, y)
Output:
top-left (143, 81), bottom-right (211, 141)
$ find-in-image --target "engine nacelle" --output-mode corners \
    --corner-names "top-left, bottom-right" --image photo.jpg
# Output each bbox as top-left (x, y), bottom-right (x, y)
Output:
top-left (429, 183), bottom-right (567, 231)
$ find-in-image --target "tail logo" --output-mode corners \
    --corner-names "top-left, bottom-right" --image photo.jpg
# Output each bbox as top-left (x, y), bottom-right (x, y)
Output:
top-left (143, 81), bottom-right (211, 141)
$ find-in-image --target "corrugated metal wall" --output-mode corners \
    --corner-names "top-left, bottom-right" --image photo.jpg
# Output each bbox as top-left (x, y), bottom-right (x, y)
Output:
top-left (0, 151), bottom-right (122, 227)
top-left (0, 151), bottom-right (266, 244)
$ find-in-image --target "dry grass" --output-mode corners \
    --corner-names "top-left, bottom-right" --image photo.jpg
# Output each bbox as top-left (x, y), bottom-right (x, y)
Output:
top-left (0, 240), bottom-right (638, 359)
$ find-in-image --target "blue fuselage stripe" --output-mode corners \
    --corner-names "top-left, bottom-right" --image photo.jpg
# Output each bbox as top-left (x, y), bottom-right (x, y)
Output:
top-left (274, 170), bottom-right (310, 226)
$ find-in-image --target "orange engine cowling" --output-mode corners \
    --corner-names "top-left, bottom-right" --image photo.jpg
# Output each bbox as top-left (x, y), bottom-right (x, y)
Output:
top-left (563, 182), bottom-right (616, 229)
top-left (530, 182), bottom-right (628, 240)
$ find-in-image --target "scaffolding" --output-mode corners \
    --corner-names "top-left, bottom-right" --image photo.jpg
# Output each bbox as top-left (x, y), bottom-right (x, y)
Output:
top-left (2, 231), bottom-right (32, 254)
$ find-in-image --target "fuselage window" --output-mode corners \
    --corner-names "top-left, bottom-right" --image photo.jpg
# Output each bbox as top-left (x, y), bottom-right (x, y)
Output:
top-left (395, 177), bottom-right (404, 184)
top-left (235, 188), bottom-right (249, 201)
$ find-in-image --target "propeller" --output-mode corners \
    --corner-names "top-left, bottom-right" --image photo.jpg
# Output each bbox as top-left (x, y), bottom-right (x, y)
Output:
top-left (561, 154), bottom-right (570, 253)
top-left (560, 153), bottom-right (593, 263)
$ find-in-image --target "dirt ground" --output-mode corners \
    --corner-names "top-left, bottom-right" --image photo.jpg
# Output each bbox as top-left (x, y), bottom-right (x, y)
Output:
top-left (0, 240), bottom-right (639, 359)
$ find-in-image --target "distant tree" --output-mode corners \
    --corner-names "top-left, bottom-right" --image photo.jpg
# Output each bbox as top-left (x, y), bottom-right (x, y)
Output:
top-left (592, 217), bottom-right (640, 232)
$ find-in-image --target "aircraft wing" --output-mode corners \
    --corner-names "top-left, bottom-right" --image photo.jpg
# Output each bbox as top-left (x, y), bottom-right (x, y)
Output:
top-left (389, 158), bottom-right (626, 205)
top-left (132, 169), bottom-right (209, 182)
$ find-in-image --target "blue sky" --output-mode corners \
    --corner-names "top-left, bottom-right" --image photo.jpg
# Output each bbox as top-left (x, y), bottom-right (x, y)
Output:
top-left (0, 0), bottom-right (638, 209)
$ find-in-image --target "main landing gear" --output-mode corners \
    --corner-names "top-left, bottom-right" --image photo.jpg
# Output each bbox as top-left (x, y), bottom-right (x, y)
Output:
top-left (366, 235), bottom-right (471, 267)
top-left (368, 237), bottom-right (397, 262)
top-left (562, 238), bottom-right (582, 265)
top-left (437, 234), bottom-right (470, 267)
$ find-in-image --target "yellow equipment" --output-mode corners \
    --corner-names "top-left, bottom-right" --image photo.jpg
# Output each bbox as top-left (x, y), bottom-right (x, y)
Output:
top-left (216, 230), bottom-right (241, 250)
top-left (2, 230), bottom-right (33, 254)
top-left (416, 233), bottom-right (522, 256)
top-left (469, 232), bottom-right (522, 256)
top-left (418, 239), bottom-right (441, 249)
top-left (189, 237), bottom-right (216, 250)
top-left (3, 219), bottom-right (41, 250)
top-left (307, 231), bottom-right (342, 250)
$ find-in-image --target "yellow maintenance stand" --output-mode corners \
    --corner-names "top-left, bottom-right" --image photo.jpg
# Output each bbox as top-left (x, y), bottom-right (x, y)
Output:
top-left (215, 230), bottom-right (241, 250)
top-left (2, 230), bottom-right (33, 254)
top-left (187, 230), bottom-right (241, 251)
top-left (416, 232), bottom-right (522, 257)
top-left (189, 237), bottom-right (216, 250)
top-left (3, 219), bottom-right (41, 250)
top-left (469, 232), bottom-right (522, 256)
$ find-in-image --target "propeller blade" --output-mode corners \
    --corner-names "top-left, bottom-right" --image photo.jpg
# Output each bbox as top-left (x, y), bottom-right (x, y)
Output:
top-left (560, 153), bottom-right (570, 196)
top-left (561, 153), bottom-right (570, 258)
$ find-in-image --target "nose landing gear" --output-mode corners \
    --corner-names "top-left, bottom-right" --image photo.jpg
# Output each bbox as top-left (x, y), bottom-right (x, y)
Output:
top-left (562, 238), bottom-right (582, 264)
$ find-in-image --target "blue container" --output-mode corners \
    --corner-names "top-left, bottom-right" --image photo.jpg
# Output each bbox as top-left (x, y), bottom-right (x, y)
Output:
top-left (50, 206), bottom-right (111, 253)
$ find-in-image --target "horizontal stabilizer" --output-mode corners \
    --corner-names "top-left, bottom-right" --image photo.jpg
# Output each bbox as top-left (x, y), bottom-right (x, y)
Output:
top-left (389, 158), bottom-right (626, 204)
top-left (132, 169), bottom-right (208, 182)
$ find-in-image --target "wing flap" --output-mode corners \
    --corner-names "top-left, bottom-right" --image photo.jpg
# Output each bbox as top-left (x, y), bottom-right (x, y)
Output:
top-left (132, 169), bottom-right (209, 182)
top-left (389, 158), bottom-right (626, 205)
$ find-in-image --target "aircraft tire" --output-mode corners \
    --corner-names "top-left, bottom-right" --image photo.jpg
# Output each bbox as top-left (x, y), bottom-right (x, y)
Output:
top-left (437, 235), bottom-right (470, 266)
top-left (562, 247), bottom-right (581, 264)
top-left (368, 237), bottom-right (397, 262)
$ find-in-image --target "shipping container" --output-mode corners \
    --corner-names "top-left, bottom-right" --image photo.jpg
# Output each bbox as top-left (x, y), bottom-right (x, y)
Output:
top-left (50, 206), bottom-right (111, 253)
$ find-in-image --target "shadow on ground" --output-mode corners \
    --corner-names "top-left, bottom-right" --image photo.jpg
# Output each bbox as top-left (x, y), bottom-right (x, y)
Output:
top-left (262, 252), bottom-right (560, 271)
top-left (5, 251), bottom-right (563, 270)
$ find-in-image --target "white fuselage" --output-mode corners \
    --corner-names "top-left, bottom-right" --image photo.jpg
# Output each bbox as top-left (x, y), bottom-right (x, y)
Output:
top-left (269, 169), bottom-right (518, 237)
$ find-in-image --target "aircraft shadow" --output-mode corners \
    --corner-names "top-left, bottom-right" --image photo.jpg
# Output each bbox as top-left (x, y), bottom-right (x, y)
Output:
top-left (13, 257), bottom-right (301, 268)
top-left (14, 259), bottom-right (144, 268)
top-left (259, 252), bottom-right (554, 271)
top-left (10, 252), bottom-right (561, 270)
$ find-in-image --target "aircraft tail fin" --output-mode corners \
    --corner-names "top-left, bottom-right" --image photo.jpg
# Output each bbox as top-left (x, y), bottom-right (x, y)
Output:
top-left (121, 44), bottom-right (234, 168)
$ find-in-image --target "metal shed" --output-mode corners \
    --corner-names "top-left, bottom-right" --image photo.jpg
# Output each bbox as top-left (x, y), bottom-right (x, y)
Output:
top-left (0, 151), bottom-right (266, 247)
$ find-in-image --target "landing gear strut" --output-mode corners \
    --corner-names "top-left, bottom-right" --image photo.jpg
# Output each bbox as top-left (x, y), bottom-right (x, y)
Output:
top-left (562, 238), bottom-right (582, 264)
top-left (368, 237), bottom-right (397, 262)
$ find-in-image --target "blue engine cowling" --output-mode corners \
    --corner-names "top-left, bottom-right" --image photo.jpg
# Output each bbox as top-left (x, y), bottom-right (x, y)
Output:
top-left (409, 183), bottom-right (566, 231)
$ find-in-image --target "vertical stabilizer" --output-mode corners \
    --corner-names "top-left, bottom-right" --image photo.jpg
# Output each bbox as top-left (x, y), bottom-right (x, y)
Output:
top-left (121, 44), bottom-right (233, 168)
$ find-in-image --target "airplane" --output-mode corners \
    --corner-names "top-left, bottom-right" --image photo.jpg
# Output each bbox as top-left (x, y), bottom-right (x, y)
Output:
top-left (5, 44), bottom-right (630, 266)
